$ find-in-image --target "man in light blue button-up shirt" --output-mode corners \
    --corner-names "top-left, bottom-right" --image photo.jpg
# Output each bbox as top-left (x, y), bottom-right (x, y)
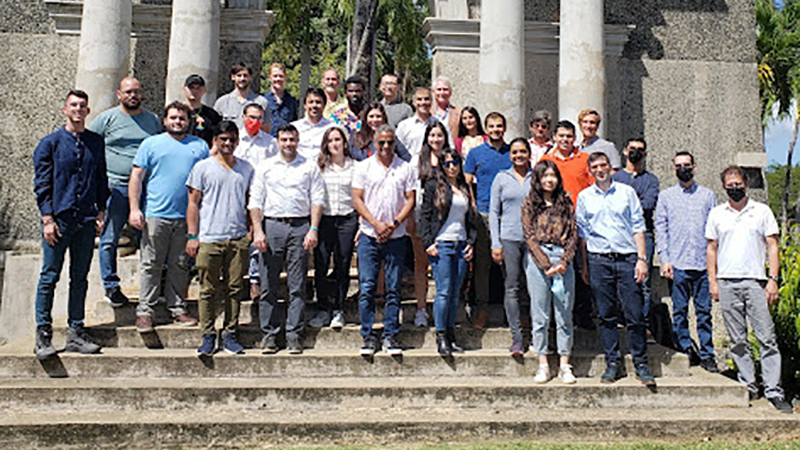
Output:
top-left (575, 152), bottom-right (654, 386)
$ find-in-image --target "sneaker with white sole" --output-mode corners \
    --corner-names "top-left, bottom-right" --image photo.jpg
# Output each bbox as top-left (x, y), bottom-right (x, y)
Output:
top-left (414, 309), bottom-right (429, 328)
top-left (559, 364), bottom-right (577, 384)
top-left (330, 310), bottom-right (345, 331)
top-left (534, 364), bottom-right (551, 383)
top-left (308, 310), bottom-right (330, 328)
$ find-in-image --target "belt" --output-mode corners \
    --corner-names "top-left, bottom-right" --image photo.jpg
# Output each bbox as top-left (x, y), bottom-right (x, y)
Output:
top-left (591, 252), bottom-right (634, 260)
top-left (264, 216), bottom-right (310, 223)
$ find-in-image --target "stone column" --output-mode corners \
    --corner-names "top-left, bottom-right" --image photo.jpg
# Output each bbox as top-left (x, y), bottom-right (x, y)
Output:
top-left (74, 0), bottom-right (132, 121)
top-left (559, 0), bottom-right (606, 135)
top-left (165, 0), bottom-right (221, 104)
top-left (478, 0), bottom-right (526, 138)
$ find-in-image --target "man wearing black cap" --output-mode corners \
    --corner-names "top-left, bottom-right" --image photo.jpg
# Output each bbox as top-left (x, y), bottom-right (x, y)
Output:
top-left (184, 74), bottom-right (222, 147)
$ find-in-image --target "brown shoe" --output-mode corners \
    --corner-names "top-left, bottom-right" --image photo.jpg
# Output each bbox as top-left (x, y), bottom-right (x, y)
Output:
top-left (174, 313), bottom-right (198, 327)
top-left (135, 315), bottom-right (154, 333)
top-left (472, 309), bottom-right (488, 330)
top-left (250, 282), bottom-right (260, 301)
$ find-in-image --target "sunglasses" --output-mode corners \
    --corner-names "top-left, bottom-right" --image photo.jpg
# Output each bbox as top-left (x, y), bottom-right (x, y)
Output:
top-left (377, 140), bottom-right (394, 147)
top-left (442, 160), bottom-right (459, 168)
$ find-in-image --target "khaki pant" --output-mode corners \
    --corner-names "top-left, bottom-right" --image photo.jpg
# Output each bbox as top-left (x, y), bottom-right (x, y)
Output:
top-left (196, 235), bottom-right (251, 335)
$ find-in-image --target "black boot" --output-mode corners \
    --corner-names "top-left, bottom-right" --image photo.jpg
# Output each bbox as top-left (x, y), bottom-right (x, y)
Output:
top-left (446, 328), bottom-right (464, 353)
top-left (34, 325), bottom-right (57, 360)
top-left (436, 331), bottom-right (451, 356)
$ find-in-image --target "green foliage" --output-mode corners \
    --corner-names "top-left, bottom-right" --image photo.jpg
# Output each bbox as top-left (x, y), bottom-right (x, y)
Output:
top-left (765, 164), bottom-right (800, 220)
top-left (774, 224), bottom-right (800, 400)
top-left (757, 0), bottom-right (800, 128)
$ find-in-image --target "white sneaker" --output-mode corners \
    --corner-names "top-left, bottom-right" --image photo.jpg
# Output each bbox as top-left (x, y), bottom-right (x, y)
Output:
top-left (534, 364), bottom-right (551, 384)
top-left (559, 364), bottom-right (577, 384)
top-left (414, 309), bottom-right (429, 328)
top-left (308, 310), bottom-right (330, 328)
top-left (330, 311), bottom-right (345, 331)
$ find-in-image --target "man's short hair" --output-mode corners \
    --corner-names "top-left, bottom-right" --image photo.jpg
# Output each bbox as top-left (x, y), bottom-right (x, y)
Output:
top-left (304, 87), bottom-right (327, 106)
top-left (275, 123), bottom-right (299, 138)
top-left (243, 102), bottom-right (264, 116)
top-left (587, 151), bottom-right (610, 166)
top-left (163, 100), bottom-right (191, 119)
top-left (530, 110), bottom-right (552, 126)
top-left (432, 75), bottom-right (452, 90)
top-left (555, 120), bottom-right (576, 134)
top-left (673, 151), bottom-right (695, 165)
top-left (213, 120), bottom-right (239, 138)
top-left (413, 86), bottom-right (431, 97)
top-left (269, 62), bottom-right (286, 75)
top-left (230, 62), bottom-right (253, 76)
top-left (578, 109), bottom-right (601, 124)
top-left (345, 75), bottom-right (366, 89)
top-left (375, 124), bottom-right (395, 136)
top-left (381, 73), bottom-right (400, 83)
top-left (720, 165), bottom-right (748, 186)
top-left (484, 111), bottom-right (506, 128)
top-left (627, 137), bottom-right (647, 151)
top-left (66, 89), bottom-right (89, 103)
top-left (322, 68), bottom-right (339, 78)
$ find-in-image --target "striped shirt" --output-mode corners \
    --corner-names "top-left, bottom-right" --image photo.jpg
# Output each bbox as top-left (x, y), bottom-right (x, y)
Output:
top-left (654, 183), bottom-right (717, 271)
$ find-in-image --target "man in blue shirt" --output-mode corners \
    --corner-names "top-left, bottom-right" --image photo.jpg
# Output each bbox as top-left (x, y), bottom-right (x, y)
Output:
top-left (129, 101), bottom-right (210, 333)
top-left (654, 151), bottom-right (718, 373)
top-left (33, 90), bottom-right (109, 360)
top-left (611, 138), bottom-right (659, 320)
top-left (263, 62), bottom-right (299, 136)
top-left (464, 112), bottom-right (512, 328)
top-left (576, 152), bottom-right (654, 386)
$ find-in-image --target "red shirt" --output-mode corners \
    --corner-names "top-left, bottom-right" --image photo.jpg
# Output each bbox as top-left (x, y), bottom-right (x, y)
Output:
top-left (540, 147), bottom-right (594, 206)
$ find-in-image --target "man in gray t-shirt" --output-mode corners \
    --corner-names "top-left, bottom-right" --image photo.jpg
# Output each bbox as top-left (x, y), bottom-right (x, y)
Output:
top-left (186, 121), bottom-right (254, 356)
top-left (213, 61), bottom-right (271, 133)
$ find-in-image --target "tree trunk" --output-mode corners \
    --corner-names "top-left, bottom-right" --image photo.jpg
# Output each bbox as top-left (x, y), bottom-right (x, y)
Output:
top-left (300, 39), bottom-right (311, 108)
top-left (349, 0), bottom-right (380, 94)
top-left (781, 106), bottom-right (800, 226)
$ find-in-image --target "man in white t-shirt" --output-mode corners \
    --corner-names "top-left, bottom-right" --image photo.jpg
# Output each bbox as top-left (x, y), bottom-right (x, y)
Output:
top-left (706, 165), bottom-right (792, 413)
top-left (291, 87), bottom-right (334, 161)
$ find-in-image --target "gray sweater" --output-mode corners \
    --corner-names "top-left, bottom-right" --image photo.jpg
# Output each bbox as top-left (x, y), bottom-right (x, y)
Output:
top-left (489, 167), bottom-right (532, 249)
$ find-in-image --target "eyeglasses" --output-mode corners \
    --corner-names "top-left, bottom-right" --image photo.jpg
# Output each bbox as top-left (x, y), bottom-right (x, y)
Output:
top-left (377, 140), bottom-right (394, 147)
top-left (217, 136), bottom-right (236, 142)
top-left (533, 123), bottom-right (550, 130)
top-left (442, 160), bottom-right (459, 168)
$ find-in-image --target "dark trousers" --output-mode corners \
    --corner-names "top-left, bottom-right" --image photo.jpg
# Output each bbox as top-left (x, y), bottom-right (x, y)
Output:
top-left (259, 218), bottom-right (309, 341)
top-left (669, 269), bottom-right (714, 360)
top-left (313, 213), bottom-right (358, 313)
top-left (588, 253), bottom-right (648, 367)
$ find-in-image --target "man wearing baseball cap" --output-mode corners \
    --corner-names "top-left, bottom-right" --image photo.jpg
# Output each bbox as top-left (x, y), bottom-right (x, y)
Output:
top-left (184, 74), bottom-right (222, 147)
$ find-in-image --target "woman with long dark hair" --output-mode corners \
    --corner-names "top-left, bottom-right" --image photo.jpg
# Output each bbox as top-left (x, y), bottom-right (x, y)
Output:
top-left (521, 159), bottom-right (578, 384)
top-left (420, 147), bottom-right (476, 355)
top-left (308, 126), bottom-right (358, 330)
top-left (350, 101), bottom-right (410, 161)
top-left (410, 121), bottom-right (451, 327)
top-left (454, 106), bottom-right (487, 158)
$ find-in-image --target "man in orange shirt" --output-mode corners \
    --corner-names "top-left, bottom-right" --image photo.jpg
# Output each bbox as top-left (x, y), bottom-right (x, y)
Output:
top-left (539, 120), bottom-right (596, 330)
top-left (540, 120), bottom-right (593, 205)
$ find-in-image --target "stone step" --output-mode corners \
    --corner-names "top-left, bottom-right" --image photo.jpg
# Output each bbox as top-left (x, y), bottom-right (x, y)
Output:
top-left (0, 403), bottom-right (797, 449)
top-left (0, 372), bottom-right (747, 413)
top-left (0, 347), bottom-right (690, 379)
top-left (53, 325), bottom-right (630, 353)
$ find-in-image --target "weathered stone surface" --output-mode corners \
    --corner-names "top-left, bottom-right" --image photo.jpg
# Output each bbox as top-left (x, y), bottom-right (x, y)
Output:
top-left (0, 0), bottom-right (54, 34)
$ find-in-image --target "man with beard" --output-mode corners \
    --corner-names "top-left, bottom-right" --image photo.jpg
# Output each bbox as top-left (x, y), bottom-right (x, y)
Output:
top-left (128, 101), bottom-right (209, 333)
top-left (291, 87), bottom-right (334, 160)
top-left (183, 74), bottom-right (222, 147)
top-left (321, 68), bottom-right (347, 121)
top-left (214, 62), bottom-right (270, 133)
top-left (330, 75), bottom-right (367, 136)
top-left (89, 77), bottom-right (161, 309)
top-left (612, 138), bottom-right (659, 324)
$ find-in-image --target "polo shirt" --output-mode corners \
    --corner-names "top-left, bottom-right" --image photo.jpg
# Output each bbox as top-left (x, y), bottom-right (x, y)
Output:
top-left (352, 154), bottom-right (416, 240)
top-left (705, 199), bottom-right (778, 280)
top-left (463, 142), bottom-right (512, 213)
top-left (213, 90), bottom-right (270, 131)
top-left (576, 181), bottom-right (645, 255)
top-left (539, 148), bottom-right (593, 206)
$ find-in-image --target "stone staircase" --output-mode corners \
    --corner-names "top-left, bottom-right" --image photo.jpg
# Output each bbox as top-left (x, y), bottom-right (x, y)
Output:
top-left (0, 257), bottom-right (798, 449)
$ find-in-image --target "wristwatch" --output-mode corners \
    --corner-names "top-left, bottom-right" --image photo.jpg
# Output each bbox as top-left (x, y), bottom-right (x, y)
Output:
top-left (637, 256), bottom-right (647, 263)
top-left (768, 275), bottom-right (779, 283)
top-left (393, 219), bottom-right (400, 228)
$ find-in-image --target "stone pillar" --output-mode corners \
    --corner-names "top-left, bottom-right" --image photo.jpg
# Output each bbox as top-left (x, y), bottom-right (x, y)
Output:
top-left (478, 0), bottom-right (525, 138)
top-left (165, 0), bottom-right (221, 104)
top-left (559, 0), bottom-right (606, 135)
top-left (74, 0), bottom-right (132, 121)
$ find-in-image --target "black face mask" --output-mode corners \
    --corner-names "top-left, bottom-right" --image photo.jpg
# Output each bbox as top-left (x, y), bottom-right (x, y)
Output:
top-left (676, 167), bottom-right (694, 183)
top-left (627, 149), bottom-right (645, 164)
top-left (726, 187), bottom-right (746, 202)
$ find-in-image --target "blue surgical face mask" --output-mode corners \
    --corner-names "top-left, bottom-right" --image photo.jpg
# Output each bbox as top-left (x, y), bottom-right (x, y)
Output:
top-left (551, 274), bottom-right (566, 302)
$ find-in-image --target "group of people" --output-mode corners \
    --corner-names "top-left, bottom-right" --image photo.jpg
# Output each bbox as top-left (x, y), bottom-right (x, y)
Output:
top-left (31, 61), bottom-right (793, 413)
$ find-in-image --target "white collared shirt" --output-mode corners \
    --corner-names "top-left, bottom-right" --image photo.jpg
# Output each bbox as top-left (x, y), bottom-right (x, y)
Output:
top-left (234, 130), bottom-right (278, 169)
top-left (705, 199), bottom-right (778, 280)
top-left (321, 159), bottom-right (355, 216)
top-left (395, 115), bottom-right (441, 159)
top-left (248, 153), bottom-right (325, 217)
top-left (352, 154), bottom-right (416, 240)
top-left (291, 116), bottom-right (335, 161)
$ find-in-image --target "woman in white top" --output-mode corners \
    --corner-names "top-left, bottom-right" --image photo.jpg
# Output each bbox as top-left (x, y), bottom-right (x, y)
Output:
top-left (420, 147), bottom-right (477, 356)
top-left (309, 127), bottom-right (357, 330)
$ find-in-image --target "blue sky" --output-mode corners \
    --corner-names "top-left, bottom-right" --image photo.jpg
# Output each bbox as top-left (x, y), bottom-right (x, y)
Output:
top-left (765, 109), bottom-right (800, 167)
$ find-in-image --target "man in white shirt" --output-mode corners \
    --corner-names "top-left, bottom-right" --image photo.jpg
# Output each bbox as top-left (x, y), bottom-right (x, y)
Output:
top-left (396, 87), bottom-right (440, 159)
top-left (706, 165), bottom-right (792, 413)
top-left (291, 87), bottom-right (334, 161)
top-left (234, 103), bottom-right (278, 300)
top-left (528, 109), bottom-right (553, 162)
top-left (249, 123), bottom-right (325, 355)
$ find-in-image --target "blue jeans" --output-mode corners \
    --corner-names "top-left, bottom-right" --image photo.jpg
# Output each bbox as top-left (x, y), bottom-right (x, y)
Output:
top-left (588, 253), bottom-right (648, 367)
top-left (357, 234), bottom-right (406, 339)
top-left (98, 183), bottom-right (138, 291)
top-left (670, 269), bottom-right (714, 360)
top-left (525, 244), bottom-right (574, 356)
top-left (642, 231), bottom-right (654, 319)
top-left (428, 240), bottom-right (468, 332)
top-left (35, 217), bottom-right (96, 329)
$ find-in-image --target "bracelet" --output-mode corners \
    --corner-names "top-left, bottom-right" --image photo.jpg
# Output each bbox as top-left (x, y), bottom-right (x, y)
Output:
top-left (187, 234), bottom-right (198, 241)
top-left (637, 256), bottom-right (647, 263)
top-left (768, 275), bottom-right (779, 283)
top-left (310, 226), bottom-right (319, 232)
